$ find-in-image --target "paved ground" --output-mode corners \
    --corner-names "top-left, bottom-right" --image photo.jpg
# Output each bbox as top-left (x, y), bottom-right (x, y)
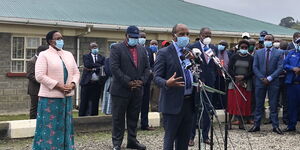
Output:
top-left (1, 123), bottom-right (300, 150)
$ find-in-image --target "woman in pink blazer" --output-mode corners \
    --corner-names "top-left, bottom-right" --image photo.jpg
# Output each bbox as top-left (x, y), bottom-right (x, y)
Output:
top-left (32, 31), bottom-right (80, 150)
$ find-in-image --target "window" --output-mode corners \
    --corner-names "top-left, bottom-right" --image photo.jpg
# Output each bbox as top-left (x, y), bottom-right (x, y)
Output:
top-left (11, 36), bottom-right (46, 72)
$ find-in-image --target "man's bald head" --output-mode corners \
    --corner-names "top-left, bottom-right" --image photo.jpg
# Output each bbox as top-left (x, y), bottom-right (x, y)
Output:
top-left (171, 24), bottom-right (189, 41)
top-left (140, 32), bottom-right (146, 38)
top-left (248, 39), bottom-right (256, 45)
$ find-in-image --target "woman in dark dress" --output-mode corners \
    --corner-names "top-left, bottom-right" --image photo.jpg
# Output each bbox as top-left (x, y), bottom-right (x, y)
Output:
top-left (227, 40), bottom-right (254, 129)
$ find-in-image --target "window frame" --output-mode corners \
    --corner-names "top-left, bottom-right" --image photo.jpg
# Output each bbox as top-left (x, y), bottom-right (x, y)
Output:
top-left (10, 35), bottom-right (45, 73)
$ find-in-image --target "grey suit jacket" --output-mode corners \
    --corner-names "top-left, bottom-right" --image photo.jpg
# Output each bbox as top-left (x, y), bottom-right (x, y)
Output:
top-left (109, 42), bottom-right (150, 98)
top-left (26, 56), bottom-right (40, 96)
top-left (253, 48), bottom-right (283, 87)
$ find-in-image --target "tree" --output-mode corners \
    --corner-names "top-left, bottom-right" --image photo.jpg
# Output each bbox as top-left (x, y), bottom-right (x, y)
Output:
top-left (279, 17), bottom-right (296, 28)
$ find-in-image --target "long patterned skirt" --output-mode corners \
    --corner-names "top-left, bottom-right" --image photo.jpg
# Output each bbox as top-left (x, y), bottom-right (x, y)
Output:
top-left (32, 97), bottom-right (74, 150)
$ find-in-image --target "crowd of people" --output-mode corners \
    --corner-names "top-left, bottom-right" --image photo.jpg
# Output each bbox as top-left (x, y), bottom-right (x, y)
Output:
top-left (26, 25), bottom-right (300, 150)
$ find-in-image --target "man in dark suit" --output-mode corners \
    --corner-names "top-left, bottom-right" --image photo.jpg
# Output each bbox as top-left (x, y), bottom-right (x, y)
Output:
top-left (79, 42), bottom-right (106, 116)
top-left (249, 34), bottom-right (284, 134)
top-left (139, 32), bottom-right (155, 131)
top-left (188, 27), bottom-right (217, 145)
top-left (154, 24), bottom-right (194, 150)
top-left (110, 26), bottom-right (150, 150)
top-left (287, 32), bottom-right (300, 50)
top-left (26, 45), bottom-right (48, 119)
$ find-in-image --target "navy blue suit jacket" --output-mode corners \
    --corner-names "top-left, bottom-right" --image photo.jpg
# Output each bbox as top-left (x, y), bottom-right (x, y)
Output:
top-left (80, 53), bottom-right (105, 86)
top-left (253, 48), bottom-right (283, 87)
top-left (188, 41), bottom-right (218, 87)
top-left (287, 42), bottom-right (296, 50)
top-left (154, 44), bottom-right (194, 115)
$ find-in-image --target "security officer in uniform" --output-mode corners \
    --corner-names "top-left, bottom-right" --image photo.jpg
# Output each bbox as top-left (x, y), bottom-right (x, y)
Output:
top-left (283, 38), bottom-right (300, 132)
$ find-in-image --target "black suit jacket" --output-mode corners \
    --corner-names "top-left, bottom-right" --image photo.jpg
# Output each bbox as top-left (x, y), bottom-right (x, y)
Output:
top-left (109, 42), bottom-right (150, 98)
top-left (80, 53), bottom-right (105, 86)
top-left (26, 56), bottom-right (40, 96)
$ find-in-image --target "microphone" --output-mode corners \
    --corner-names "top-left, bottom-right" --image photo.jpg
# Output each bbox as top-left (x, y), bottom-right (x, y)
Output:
top-left (203, 46), bottom-right (226, 78)
top-left (192, 48), bottom-right (203, 62)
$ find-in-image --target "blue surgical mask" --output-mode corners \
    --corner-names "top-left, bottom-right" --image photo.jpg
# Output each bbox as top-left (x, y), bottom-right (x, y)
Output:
top-left (55, 40), bottom-right (64, 49)
top-left (149, 45), bottom-right (158, 53)
top-left (259, 36), bottom-right (265, 42)
top-left (239, 49), bottom-right (248, 54)
top-left (264, 41), bottom-right (273, 48)
top-left (176, 36), bottom-right (189, 48)
top-left (218, 45), bottom-right (225, 51)
top-left (128, 38), bottom-right (138, 46)
top-left (91, 48), bottom-right (99, 54)
top-left (138, 38), bottom-right (146, 45)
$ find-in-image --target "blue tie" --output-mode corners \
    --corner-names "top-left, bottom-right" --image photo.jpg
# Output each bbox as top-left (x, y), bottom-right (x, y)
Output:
top-left (184, 69), bottom-right (192, 89)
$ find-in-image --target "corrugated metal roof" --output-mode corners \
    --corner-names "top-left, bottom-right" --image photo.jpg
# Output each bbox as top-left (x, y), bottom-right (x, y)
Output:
top-left (0, 0), bottom-right (297, 35)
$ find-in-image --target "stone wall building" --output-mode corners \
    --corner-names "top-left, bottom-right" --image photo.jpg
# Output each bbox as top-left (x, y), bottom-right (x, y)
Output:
top-left (0, 0), bottom-right (297, 114)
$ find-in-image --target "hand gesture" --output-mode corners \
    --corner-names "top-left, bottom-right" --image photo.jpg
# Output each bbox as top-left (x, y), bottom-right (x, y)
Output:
top-left (166, 72), bottom-right (185, 87)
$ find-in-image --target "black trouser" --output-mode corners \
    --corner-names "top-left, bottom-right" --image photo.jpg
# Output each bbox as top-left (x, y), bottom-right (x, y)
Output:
top-left (29, 95), bottom-right (39, 119)
top-left (163, 96), bottom-right (193, 150)
top-left (279, 77), bottom-right (288, 122)
top-left (111, 89), bottom-right (143, 147)
top-left (141, 80), bottom-right (151, 129)
top-left (79, 81), bottom-right (101, 116)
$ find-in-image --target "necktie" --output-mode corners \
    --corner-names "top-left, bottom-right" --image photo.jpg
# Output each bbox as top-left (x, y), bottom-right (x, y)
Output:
top-left (180, 49), bottom-right (192, 89)
top-left (266, 48), bottom-right (270, 75)
top-left (94, 54), bottom-right (97, 63)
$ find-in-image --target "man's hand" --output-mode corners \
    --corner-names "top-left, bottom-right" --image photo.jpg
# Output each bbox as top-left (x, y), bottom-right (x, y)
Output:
top-left (134, 80), bottom-right (143, 87)
top-left (166, 72), bottom-right (185, 87)
top-left (261, 78), bottom-right (270, 85)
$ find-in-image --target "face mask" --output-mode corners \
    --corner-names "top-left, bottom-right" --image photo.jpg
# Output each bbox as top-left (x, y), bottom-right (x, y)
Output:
top-left (149, 45), bottom-right (158, 53)
top-left (203, 37), bottom-right (211, 45)
top-left (264, 41), bottom-right (273, 48)
top-left (91, 48), bottom-right (99, 54)
top-left (176, 36), bottom-right (190, 48)
top-left (239, 49), bottom-right (248, 54)
top-left (248, 45), bottom-right (255, 53)
top-left (138, 38), bottom-right (146, 45)
top-left (273, 42), bottom-right (280, 48)
top-left (128, 38), bottom-right (138, 46)
top-left (218, 45), bottom-right (225, 51)
top-left (259, 36), bottom-right (264, 42)
top-left (55, 40), bottom-right (64, 49)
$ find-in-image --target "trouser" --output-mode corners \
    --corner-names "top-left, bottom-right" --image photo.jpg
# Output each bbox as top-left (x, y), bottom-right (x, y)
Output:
top-left (141, 80), bottom-right (151, 129)
top-left (111, 91), bottom-right (143, 147)
top-left (287, 84), bottom-right (300, 129)
top-left (150, 82), bottom-right (160, 112)
top-left (29, 95), bottom-right (39, 119)
top-left (79, 81), bottom-right (101, 116)
top-left (279, 77), bottom-right (288, 122)
top-left (254, 84), bottom-right (280, 128)
top-left (163, 97), bottom-right (193, 150)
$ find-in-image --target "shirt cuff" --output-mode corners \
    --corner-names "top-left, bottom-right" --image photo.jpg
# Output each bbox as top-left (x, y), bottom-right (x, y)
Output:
top-left (267, 76), bottom-right (273, 81)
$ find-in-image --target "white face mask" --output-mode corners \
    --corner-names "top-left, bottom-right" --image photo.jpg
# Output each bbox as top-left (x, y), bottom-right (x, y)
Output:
top-left (273, 42), bottom-right (280, 48)
top-left (203, 37), bottom-right (211, 45)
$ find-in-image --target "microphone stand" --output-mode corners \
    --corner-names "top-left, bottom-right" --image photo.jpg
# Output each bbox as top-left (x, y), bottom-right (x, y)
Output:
top-left (211, 56), bottom-right (248, 150)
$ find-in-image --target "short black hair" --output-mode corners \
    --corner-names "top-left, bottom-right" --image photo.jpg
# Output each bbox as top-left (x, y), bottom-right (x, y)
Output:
top-left (46, 30), bottom-right (58, 45)
top-left (293, 32), bottom-right (300, 39)
top-left (172, 24), bottom-right (179, 36)
top-left (200, 27), bottom-right (211, 34)
top-left (238, 40), bottom-right (250, 49)
top-left (36, 45), bottom-right (49, 54)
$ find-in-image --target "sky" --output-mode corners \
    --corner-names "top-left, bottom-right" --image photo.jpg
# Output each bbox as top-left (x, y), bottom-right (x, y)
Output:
top-left (185, 0), bottom-right (299, 25)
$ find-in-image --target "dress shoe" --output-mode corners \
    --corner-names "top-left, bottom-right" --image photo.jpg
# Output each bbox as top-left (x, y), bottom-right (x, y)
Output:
top-left (112, 146), bottom-right (121, 150)
top-left (273, 127), bottom-right (283, 135)
top-left (188, 140), bottom-right (195, 147)
top-left (141, 126), bottom-right (155, 131)
top-left (248, 126), bottom-right (260, 132)
top-left (204, 139), bottom-right (213, 145)
top-left (127, 142), bottom-right (146, 150)
top-left (283, 127), bottom-right (296, 132)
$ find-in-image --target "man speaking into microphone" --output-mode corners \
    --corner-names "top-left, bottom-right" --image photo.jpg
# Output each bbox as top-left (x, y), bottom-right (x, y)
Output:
top-left (154, 24), bottom-right (194, 150)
